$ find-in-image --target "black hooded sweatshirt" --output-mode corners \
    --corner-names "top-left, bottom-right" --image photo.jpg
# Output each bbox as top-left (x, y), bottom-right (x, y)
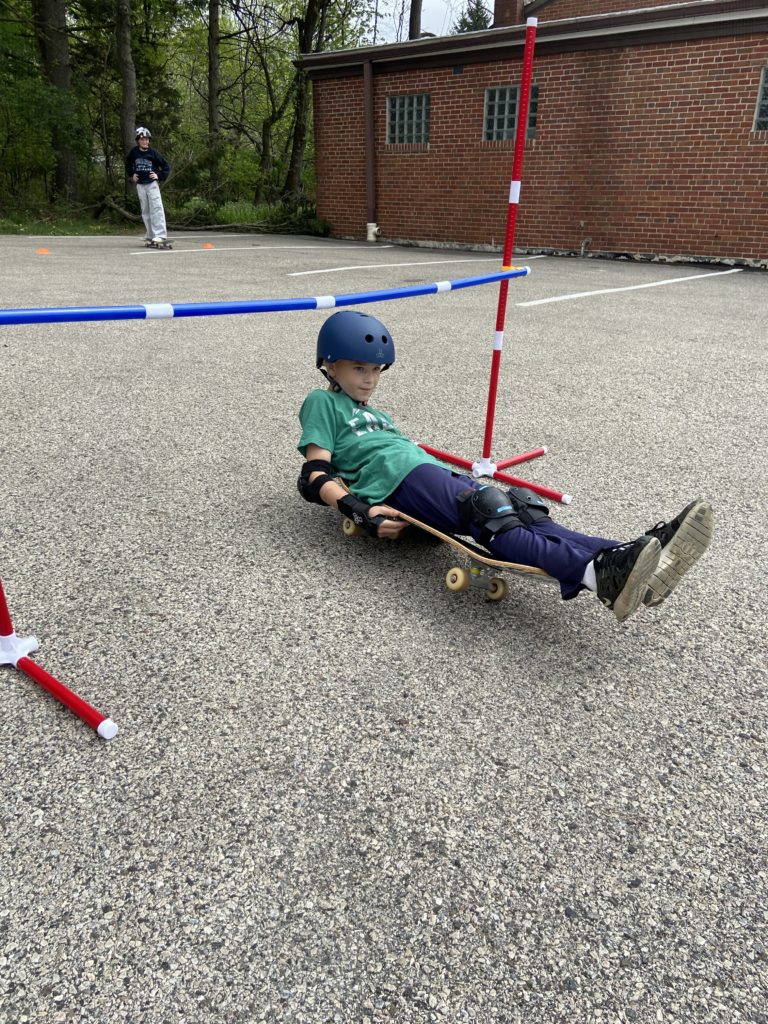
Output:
top-left (125, 146), bottom-right (170, 185)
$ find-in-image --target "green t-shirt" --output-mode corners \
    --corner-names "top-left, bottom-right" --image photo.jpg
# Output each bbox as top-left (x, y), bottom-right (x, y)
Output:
top-left (298, 388), bottom-right (442, 504)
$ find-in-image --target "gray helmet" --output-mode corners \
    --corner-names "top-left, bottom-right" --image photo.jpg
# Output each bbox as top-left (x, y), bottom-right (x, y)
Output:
top-left (316, 311), bottom-right (395, 372)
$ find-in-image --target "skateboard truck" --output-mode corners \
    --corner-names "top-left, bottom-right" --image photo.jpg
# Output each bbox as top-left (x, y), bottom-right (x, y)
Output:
top-left (446, 564), bottom-right (509, 601)
top-left (0, 579), bottom-right (118, 739)
top-left (420, 19), bottom-right (572, 507)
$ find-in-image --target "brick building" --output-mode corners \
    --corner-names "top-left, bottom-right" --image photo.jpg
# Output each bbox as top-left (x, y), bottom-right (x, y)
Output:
top-left (299, 0), bottom-right (768, 265)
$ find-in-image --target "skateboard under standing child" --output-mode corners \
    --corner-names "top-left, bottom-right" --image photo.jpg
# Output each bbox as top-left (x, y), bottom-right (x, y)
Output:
top-left (297, 311), bottom-right (713, 623)
top-left (125, 126), bottom-right (170, 247)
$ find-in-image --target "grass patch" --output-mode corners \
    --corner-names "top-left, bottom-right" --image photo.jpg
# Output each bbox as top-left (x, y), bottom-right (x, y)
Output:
top-left (0, 212), bottom-right (132, 236)
top-left (0, 199), bottom-right (331, 238)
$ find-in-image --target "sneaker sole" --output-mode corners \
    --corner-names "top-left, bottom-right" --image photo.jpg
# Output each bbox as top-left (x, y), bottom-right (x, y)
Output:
top-left (644, 500), bottom-right (713, 607)
top-left (612, 538), bottom-right (662, 623)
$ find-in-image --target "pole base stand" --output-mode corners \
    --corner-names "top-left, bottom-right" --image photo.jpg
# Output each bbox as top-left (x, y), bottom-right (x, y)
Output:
top-left (0, 630), bottom-right (40, 667)
top-left (472, 457), bottom-right (498, 478)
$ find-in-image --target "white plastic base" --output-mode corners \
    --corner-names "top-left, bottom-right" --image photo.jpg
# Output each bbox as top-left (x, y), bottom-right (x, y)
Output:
top-left (366, 222), bottom-right (380, 242)
top-left (97, 718), bottom-right (119, 740)
top-left (472, 458), bottom-right (497, 479)
top-left (0, 631), bottom-right (40, 667)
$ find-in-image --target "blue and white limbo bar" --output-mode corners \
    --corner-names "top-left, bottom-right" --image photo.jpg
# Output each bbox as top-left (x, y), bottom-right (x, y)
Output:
top-left (0, 268), bottom-right (528, 327)
top-left (0, 268), bottom-right (530, 327)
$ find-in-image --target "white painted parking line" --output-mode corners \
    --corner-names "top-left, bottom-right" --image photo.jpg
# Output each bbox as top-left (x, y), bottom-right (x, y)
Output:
top-left (289, 255), bottom-right (546, 277)
top-left (516, 267), bottom-right (743, 306)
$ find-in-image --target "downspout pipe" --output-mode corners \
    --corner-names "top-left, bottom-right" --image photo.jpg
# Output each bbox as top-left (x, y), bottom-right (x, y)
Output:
top-left (363, 60), bottom-right (379, 241)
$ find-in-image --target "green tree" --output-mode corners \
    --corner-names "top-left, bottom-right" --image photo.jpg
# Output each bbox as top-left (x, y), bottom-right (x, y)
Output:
top-left (116, 0), bottom-right (137, 154)
top-left (452, 0), bottom-right (490, 33)
top-left (31, 0), bottom-right (79, 200)
top-left (0, 0), bottom-right (376, 219)
top-left (170, 1), bottom-right (376, 205)
top-left (0, 0), bottom-right (57, 202)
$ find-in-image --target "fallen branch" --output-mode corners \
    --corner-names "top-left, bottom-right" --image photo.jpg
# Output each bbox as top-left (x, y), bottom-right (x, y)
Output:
top-left (101, 197), bottom-right (284, 233)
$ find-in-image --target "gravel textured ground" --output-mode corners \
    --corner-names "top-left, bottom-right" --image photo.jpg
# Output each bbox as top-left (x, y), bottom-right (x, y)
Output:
top-left (0, 233), bottom-right (765, 1024)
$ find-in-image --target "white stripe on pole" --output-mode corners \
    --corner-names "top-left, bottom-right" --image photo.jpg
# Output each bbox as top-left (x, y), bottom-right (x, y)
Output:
top-left (493, 331), bottom-right (504, 351)
top-left (509, 181), bottom-right (521, 204)
top-left (435, 281), bottom-right (451, 292)
top-left (144, 304), bottom-right (175, 318)
top-left (313, 296), bottom-right (337, 308)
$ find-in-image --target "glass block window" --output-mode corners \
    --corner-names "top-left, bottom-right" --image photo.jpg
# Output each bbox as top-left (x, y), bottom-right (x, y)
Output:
top-left (387, 94), bottom-right (430, 145)
top-left (484, 84), bottom-right (539, 141)
top-left (755, 68), bottom-right (768, 130)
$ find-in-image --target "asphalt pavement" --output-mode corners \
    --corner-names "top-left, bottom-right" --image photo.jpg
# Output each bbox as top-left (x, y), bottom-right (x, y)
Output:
top-left (0, 232), bottom-right (765, 1024)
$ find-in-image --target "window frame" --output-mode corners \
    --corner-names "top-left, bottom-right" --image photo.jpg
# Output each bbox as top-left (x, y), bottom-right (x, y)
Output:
top-left (754, 67), bottom-right (768, 131)
top-left (483, 84), bottom-right (539, 142)
top-left (386, 93), bottom-right (431, 146)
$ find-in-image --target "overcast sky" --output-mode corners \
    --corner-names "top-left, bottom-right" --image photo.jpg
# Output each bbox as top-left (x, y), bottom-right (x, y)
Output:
top-left (421, 0), bottom-right (464, 36)
top-left (375, 1), bottom-right (469, 42)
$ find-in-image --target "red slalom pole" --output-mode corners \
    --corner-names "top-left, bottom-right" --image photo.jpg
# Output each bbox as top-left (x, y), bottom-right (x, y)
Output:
top-left (492, 467), bottom-right (571, 505)
top-left (0, 582), bottom-right (13, 636)
top-left (0, 579), bottom-right (118, 740)
top-left (481, 16), bottom-right (538, 462)
top-left (416, 17), bottom-right (570, 503)
top-left (496, 447), bottom-right (547, 470)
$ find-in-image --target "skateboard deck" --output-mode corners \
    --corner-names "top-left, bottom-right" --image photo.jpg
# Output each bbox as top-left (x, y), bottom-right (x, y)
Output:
top-left (342, 506), bottom-right (554, 600)
top-left (145, 239), bottom-right (173, 249)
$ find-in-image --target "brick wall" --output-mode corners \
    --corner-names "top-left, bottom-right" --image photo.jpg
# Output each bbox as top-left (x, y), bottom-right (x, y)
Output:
top-left (313, 77), bottom-right (368, 232)
top-left (515, 0), bottom-right (690, 23)
top-left (312, 35), bottom-right (768, 260)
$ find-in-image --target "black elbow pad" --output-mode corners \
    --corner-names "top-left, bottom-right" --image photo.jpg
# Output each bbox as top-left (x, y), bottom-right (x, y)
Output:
top-left (298, 459), bottom-right (333, 504)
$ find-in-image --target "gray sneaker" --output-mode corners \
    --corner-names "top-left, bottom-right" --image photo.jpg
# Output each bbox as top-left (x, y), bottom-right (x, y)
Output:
top-left (595, 535), bottom-right (662, 623)
top-left (643, 499), bottom-right (713, 607)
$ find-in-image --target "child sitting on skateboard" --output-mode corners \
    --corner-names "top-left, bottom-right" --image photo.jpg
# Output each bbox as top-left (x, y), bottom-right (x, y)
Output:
top-left (297, 311), bottom-right (713, 622)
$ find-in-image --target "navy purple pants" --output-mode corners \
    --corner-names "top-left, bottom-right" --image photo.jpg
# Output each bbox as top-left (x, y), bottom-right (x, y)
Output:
top-left (387, 463), bottom-right (618, 600)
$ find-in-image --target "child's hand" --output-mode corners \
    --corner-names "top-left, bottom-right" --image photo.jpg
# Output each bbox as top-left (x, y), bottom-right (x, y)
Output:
top-left (370, 505), bottom-right (409, 539)
top-left (149, 172), bottom-right (158, 180)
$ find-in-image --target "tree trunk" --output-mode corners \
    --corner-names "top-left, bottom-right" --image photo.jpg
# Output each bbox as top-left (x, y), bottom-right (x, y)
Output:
top-left (208, 0), bottom-right (221, 190)
top-left (408, 0), bottom-right (422, 39)
top-left (116, 0), bottom-right (137, 156)
top-left (282, 0), bottom-right (326, 198)
top-left (31, 0), bottom-right (78, 202)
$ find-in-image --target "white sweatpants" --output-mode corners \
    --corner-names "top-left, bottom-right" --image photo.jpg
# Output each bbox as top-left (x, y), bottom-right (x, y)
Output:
top-left (137, 181), bottom-right (167, 240)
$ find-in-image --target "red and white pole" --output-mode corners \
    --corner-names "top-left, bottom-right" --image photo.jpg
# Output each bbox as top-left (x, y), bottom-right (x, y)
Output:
top-left (480, 16), bottom-right (539, 466)
top-left (0, 579), bottom-right (118, 739)
top-left (417, 18), bottom-right (572, 503)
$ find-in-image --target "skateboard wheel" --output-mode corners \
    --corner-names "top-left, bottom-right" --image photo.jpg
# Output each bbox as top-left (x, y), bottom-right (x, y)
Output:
top-left (445, 567), bottom-right (470, 592)
top-left (486, 577), bottom-right (509, 601)
top-left (342, 517), bottom-right (363, 537)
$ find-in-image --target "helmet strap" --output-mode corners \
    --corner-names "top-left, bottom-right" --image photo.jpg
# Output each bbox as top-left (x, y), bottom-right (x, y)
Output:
top-left (318, 365), bottom-right (342, 392)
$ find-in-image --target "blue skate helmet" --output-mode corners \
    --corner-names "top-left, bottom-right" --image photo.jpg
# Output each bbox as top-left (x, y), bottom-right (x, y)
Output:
top-left (316, 311), bottom-right (395, 377)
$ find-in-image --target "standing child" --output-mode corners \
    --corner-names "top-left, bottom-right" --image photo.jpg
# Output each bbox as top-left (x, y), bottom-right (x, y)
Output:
top-left (297, 311), bottom-right (713, 623)
top-left (125, 126), bottom-right (170, 245)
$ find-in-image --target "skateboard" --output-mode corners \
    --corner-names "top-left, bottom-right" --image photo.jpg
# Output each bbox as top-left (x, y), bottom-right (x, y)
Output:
top-left (342, 508), bottom-right (554, 600)
top-left (144, 239), bottom-right (173, 250)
